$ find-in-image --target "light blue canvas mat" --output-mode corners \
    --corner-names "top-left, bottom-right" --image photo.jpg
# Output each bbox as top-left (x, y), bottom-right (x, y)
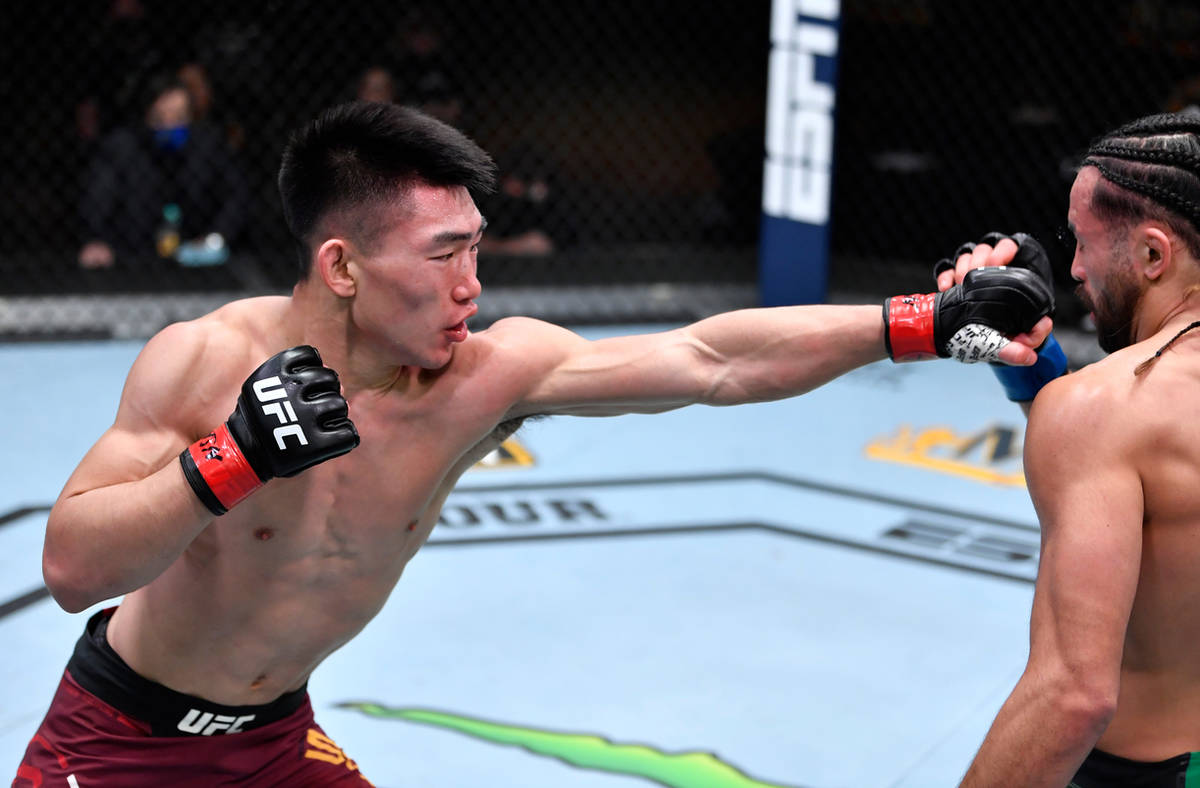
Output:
top-left (1, 325), bottom-right (1040, 787)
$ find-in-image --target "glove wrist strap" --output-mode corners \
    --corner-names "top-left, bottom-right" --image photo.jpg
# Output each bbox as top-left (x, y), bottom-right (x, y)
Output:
top-left (991, 333), bottom-right (1068, 401)
top-left (885, 293), bottom-right (939, 362)
top-left (179, 423), bottom-right (266, 516)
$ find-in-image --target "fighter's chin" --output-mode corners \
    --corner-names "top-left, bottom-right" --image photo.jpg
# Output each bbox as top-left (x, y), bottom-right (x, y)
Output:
top-left (418, 345), bottom-right (458, 371)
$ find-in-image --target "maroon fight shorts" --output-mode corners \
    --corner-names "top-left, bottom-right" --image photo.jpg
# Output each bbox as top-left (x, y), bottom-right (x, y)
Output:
top-left (12, 608), bottom-right (373, 787)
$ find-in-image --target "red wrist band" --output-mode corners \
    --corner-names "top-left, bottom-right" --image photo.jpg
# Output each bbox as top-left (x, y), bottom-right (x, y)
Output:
top-left (885, 293), bottom-right (939, 362)
top-left (180, 423), bottom-right (264, 515)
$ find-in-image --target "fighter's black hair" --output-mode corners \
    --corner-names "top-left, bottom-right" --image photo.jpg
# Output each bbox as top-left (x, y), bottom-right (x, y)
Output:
top-left (1082, 111), bottom-right (1200, 258)
top-left (1082, 112), bottom-right (1200, 374)
top-left (1134, 320), bottom-right (1200, 376)
top-left (277, 101), bottom-right (496, 281)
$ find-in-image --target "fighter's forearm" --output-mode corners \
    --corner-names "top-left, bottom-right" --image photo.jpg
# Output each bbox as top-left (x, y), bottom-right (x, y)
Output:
top-left (42, 461), bottom-right (214, 613)
top-left (686, 304), bottom-right (886, 406)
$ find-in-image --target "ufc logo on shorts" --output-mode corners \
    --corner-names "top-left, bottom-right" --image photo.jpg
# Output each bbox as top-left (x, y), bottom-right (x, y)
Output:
top-left (253, 376), bottom-right (310, 449)
top-left (176, 709), bottom-right (256, 735)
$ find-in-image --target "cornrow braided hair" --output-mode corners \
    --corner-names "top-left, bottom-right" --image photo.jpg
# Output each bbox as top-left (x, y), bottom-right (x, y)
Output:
top-left (1081, 111), bottom-right (1200, 255)
top-left (1134, 320), bottom-right (1200, 376)
top-left (1082, 111), bottom-right (1200, 374)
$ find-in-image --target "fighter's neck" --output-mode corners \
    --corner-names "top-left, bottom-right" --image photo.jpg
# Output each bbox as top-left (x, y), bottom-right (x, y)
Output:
top-left (1135, 284), bottom-right (1200, 347)
top-left (283, 285), bottom-right (416, 395)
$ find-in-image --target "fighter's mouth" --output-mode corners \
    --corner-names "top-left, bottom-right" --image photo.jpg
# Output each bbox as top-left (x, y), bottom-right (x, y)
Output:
top-left (444, 304), bottom-right (477, 341)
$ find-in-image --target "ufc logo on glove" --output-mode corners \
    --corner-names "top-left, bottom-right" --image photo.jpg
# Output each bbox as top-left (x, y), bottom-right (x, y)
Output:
top-left (178, 345), bottom-right (360, 516)
top-left (253, 376), bottom-right (310, 449)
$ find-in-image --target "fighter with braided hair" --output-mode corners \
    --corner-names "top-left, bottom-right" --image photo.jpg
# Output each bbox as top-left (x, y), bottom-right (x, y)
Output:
top-left (942, 111), bottom-right (1200, 787)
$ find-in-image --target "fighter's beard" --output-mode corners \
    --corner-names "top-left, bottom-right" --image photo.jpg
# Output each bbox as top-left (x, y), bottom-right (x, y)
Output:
top-left (1077, 272), bottom-right (1142, 354)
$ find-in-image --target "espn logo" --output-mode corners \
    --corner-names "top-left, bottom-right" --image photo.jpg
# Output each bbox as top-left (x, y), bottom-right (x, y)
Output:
top-left (763, 0), bottom-right (839, 224)
top-left (177, 709), bottom-right (256, 735)
top-left (253, 376), bottom-right (309, 450)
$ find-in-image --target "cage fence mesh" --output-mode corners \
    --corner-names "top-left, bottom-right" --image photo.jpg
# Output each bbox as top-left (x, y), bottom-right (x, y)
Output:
top-left (831, 0), bottom-right (1200, 329)
top-left (2, 0), bottom-right (1198, 339)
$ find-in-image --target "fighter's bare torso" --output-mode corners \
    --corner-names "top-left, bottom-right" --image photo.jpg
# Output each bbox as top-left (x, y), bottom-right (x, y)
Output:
top-left (83, 263), bottom-right (887, 710)
top-left (106, 296), bottom-right (534, 705)
top-left (1051, 324), bottom-right (1200, 759)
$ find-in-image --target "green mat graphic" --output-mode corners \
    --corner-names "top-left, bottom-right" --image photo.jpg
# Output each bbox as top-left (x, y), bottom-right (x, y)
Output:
top-left (339, 702), bottom-right (800, 788)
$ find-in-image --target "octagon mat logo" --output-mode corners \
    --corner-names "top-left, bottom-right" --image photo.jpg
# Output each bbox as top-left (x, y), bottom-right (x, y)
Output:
top-left (474, 438), bottom-right (535, 469)
top-left (865, 423), bottom-right (1025, 486)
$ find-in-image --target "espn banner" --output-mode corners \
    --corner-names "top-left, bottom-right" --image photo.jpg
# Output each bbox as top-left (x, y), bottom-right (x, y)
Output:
top-left (760, 0), bottom-right (840, 306)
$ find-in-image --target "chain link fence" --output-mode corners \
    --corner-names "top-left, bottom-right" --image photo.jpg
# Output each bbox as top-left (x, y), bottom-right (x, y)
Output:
top-left (2, 1), bottom-right (1198, 339)
top-left (2, 0), bottom-right (768, 338)
top-left (831, 0), bottom-right (1200, 335)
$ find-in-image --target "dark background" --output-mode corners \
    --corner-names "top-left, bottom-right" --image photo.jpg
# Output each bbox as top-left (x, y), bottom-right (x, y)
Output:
top-left (3, 0), bottom-right (1198, 326)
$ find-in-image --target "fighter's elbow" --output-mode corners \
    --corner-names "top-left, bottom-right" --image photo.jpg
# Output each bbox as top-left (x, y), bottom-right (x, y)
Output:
top-left (51, 592), bottom-right (94, 616)
top-left (43, 583), bottom-right (89, 615)
top-left (1051, 675), bottom-right (1119, 739)
top-left (42, 545), bottom-right (109, 614)
top-left (42, 558), bottom-right (91, 614)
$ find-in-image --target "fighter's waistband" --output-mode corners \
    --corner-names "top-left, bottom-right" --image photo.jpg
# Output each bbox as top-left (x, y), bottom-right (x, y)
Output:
top-left (1073, 746), bottom-right (1196, 787)
top-left (66, 608), bottom-right (308, 737)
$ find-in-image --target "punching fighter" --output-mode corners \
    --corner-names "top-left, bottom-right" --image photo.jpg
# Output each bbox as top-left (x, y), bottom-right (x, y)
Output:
top-left (13, 101), bottom-right (1053, 787)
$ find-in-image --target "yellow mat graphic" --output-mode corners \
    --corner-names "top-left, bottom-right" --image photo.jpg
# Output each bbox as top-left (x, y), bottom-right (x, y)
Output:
top-left (866, 423), bottom-right (1025, 486)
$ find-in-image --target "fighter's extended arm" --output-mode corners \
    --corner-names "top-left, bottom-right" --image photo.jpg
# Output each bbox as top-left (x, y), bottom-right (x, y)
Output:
top-left (506, 271), bottom-right (1053, 418)
top-left (959, 374), bottom-right (1142, 787)
top-left (43, 324), bottom-right (357, 613)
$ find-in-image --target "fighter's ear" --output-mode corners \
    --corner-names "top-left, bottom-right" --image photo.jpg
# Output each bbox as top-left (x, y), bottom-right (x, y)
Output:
top-left (1141, 225), bottom-right (1172, 281)
top-left (316, 238), bottom-right (356, 297)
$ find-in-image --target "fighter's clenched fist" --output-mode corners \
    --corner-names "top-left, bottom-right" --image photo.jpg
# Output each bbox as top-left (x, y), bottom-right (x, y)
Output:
top-left (933, 231), bottom-right (1055, 293)
top-left (884, 265), bottom-right (1055, 363)
top-left (179, 345), bottom-right (360, 515)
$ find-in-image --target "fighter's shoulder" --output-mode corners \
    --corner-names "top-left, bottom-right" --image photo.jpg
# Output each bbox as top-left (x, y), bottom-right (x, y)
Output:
top-left (1026, 354), bottom-right (1134, 450)
top-left (142, 298), bottom-right (281, 369)
top-left (471, 316), bottom-right (583, 362)
top-left (123, 298), bottom-right (285, 411)
top-left (477, 316), bottom-right (576, 341)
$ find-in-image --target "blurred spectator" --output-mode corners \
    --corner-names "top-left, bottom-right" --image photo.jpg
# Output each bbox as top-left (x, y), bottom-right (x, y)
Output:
top-left (73, 0), bottom-right (165, 145)
top-left (480, 143), bottom-right (576, 257)
top-left (356, 65), bottom-right (397, 104)
top-left (385, 8), bottom-right (468, 127)
top-left (77, 73), bottom-right (250, 270)
top-left (389, 8), bottom-right (452, 84)
top-left (409, 69), bottom-right (465, 127)
top-left (176, 62), bottom-right (214, 123)
top-left (177, 61), bottom-right (246, 151)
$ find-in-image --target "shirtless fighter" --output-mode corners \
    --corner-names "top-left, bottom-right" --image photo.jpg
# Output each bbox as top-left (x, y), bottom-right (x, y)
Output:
top-left (940, 113), bottom-right (1200, 787)
top-left (13, 101), bottom-right (1053, 787)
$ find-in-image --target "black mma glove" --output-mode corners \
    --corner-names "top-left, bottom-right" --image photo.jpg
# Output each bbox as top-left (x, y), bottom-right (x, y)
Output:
top-left (179, 345), bottom-right (360, 515)
top-left (933, 231), bottom-right (1056, 300)
top-left (933, 232), bottom-right (1069, 398)
top-left (884, 266), bottom-right (1054, 362)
